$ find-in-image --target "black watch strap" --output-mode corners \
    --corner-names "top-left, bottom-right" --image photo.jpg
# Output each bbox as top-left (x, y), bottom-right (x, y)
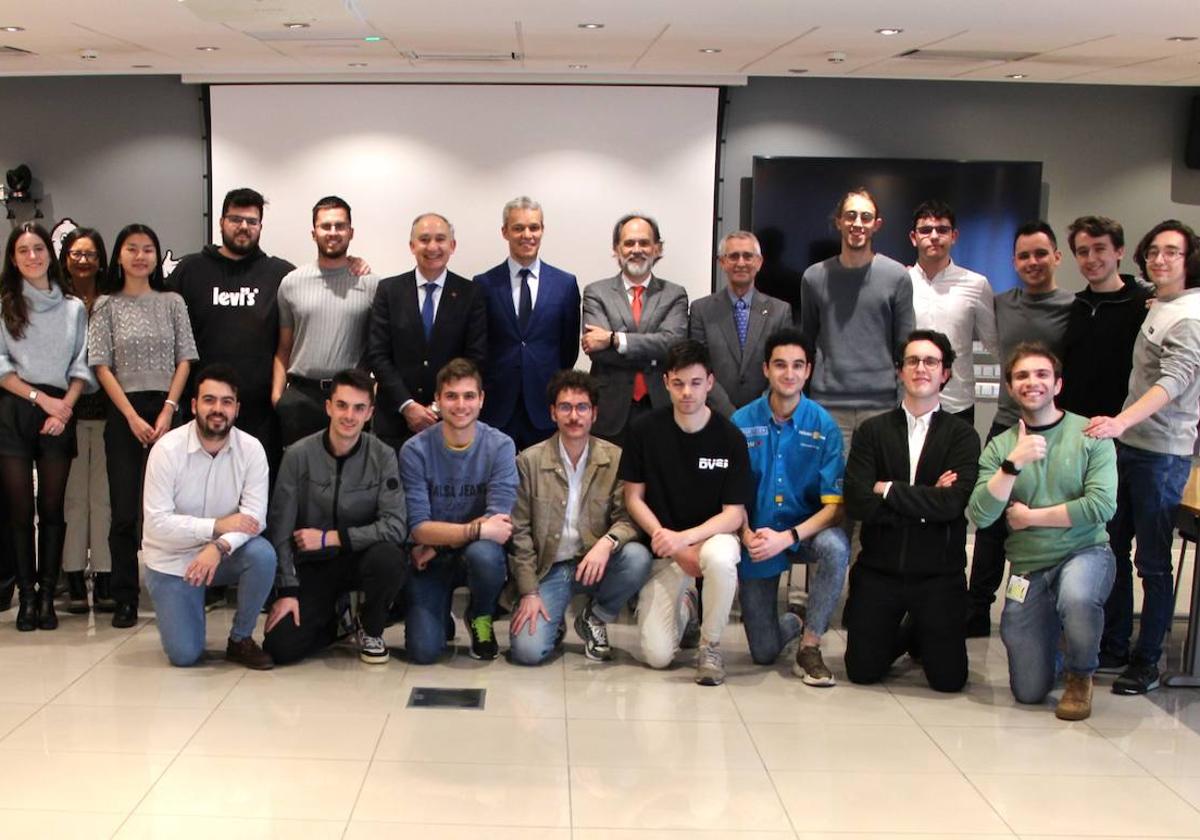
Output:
top-left (1000, 459), bottom-right (1022, 476)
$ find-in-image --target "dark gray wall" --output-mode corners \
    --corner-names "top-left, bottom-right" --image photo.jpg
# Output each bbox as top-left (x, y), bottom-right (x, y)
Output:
top-left (720, 76), bottom-right (1200, 293)
top-left (0, 75), bottom-right (205, 259)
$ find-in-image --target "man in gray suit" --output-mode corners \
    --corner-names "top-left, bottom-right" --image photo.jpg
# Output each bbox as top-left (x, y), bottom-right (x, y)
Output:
top-left (581, 213), bottom-right (689, 445)
top-left (690, 231), bottom-right (793, 417)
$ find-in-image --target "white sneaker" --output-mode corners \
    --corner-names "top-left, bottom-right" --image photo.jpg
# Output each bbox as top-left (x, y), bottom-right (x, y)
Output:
top-left (695, 642), bottom-right (725, 686)
top-left (357, 627), bottom-right (390, 664)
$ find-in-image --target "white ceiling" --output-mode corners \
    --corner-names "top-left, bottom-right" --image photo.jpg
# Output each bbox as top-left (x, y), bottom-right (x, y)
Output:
top-left (1, 0), bottom-right (1200, 86)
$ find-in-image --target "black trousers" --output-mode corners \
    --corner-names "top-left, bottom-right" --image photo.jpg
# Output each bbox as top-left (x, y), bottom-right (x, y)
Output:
top-left (104, 392), bottom-right (171, 606)
top-left (966, 420), bottom-right (1011, 613)
top-left (844, 563), bottom-right (968, 693)
top-left (277, 381), bottom-right (329, 448)
top-left (263, 543), bottom-right (407, 665)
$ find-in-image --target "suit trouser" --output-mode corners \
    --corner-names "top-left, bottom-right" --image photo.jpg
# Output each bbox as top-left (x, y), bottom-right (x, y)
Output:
top-left (63, 419), bottom-right (111, 574)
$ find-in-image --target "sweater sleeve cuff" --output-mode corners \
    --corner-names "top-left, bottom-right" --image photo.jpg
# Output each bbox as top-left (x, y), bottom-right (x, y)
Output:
top-left (337, 527), bottom-right (353, 553)
top-left (277, 586), bottom-right (300, 599)
top-left (514, 566), bottom-right (539, 596)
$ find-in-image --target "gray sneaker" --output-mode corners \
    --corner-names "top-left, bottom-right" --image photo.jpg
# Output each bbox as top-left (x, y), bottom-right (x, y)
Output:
top-left (793, 644), bottom-right (835, 686)
top-left (574, 604), bottom-right (612, 661)
top-left (695, 641), bottom-right (725, 686)
top-left (357, 627), bottom-right (390, 664)
top-left (679, 588), bottom-right (701, 650)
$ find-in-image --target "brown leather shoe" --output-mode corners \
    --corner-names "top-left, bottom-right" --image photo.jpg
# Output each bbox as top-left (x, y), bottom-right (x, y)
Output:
top-left (225, 636), bottom-right (274, 670)
top-left (1056, 672), bottom-right (1093, 721)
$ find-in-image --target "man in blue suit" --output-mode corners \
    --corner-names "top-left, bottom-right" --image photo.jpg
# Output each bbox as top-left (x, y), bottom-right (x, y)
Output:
top-left (474, 197), bottom-right (581, 450)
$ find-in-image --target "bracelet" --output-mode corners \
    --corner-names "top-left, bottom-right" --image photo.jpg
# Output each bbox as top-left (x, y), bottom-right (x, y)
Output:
top-left (164, 398), bottom-right (178, 413)
top-left (609, 330), bottom-right (617, 349)
top-left (320, 530), bottom-right (327, 549)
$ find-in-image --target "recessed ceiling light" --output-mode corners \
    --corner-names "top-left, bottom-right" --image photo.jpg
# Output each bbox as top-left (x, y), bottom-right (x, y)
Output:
top-left (195, 46), bottom-right (219, 51)
top-left (1006, 73), bottom-right (1027, 79)
top-left (787, 68), bottom-right (808, 74)
top-left (699, 48), bottom-right (721, 54)
top-left (1167, 35), bottom-right (1197, 42)
top-left (132, 64), bottom-right (152, 69)
top-left (348, 62), bottom-right (367, 67)
top-left (363, 35), bottom-right (382, 42)
top-left (0, 26), bottom-right (24, 33)
top-left (875, 27), bottom-right (903, 36)
top-left (568, 63), bottom-right (587, 69)
top-left (284, 22), bottom-right (309, 30)
top-left (578, 23), bottom-right (604, 30)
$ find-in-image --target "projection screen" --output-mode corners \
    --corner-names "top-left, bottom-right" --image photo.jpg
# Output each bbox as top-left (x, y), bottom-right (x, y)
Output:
top-left (208, 84), bottom-right (720, 307)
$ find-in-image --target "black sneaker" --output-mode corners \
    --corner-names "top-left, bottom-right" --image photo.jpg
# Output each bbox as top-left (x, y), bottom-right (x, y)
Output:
top-left (1112, 659), bottom-right (1160, 695)
top-left (1096, 649), bottom-right (1130, 675)
top-left (465, 614), bottom-right (499, 660)
top-left (574, 605), bottom-right (612, 661)
top-left (112, 602), bottom-right (138, 629)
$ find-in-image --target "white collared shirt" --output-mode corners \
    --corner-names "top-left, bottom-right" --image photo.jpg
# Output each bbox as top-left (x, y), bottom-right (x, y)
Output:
top-left (554, 438), bottom-right (590, 563)
top-left (140, 422), bottom-right (270, 577)
top-left (903, 403), bottom-right (939, 485)
top-left (508, 256), bottom-right (541, 314)
top-left (910, 260), bottom-right (998, 413)
top-left (414, 268), bottom-right (449, 319)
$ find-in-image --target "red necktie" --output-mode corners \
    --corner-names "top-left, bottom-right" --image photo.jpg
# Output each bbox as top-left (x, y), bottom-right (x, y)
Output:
top-left (631, 285), bottom-right (647, 402)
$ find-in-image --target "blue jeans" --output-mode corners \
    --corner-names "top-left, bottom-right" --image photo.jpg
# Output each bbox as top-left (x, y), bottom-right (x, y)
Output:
top-left (1000, 544), bottom-right (1115, 704)
top-left (509, 543), bottom-right (653, 666)
top-left (405, 539), bottom-right (508, 664)
top-left (144, 536), bottom-right (277, 667)
top-left (1103, 443), bottom-right (1192, 665)
top-left (740, 527), bottom-right (849, 665)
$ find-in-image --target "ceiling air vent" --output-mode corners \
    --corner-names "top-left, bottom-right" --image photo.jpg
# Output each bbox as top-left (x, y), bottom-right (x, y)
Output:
top-left (0, 45), bottom-right (34, 57)
top-left (896, 48), bottom-right (1038, 63)
top-left (403, 51), bottom-right (523, 63)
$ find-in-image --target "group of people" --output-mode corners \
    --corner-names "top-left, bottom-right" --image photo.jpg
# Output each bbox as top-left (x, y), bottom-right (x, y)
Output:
top-left (1, 185), bottom-right (1197, 722)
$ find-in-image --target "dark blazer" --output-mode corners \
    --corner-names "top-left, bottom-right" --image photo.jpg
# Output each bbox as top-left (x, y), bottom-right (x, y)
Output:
top-left (581, 274), bottom-right (689, 439)
top-left (474, 260), bottom-right (581, 434)
top-left (844, 408), bottom-right (980, 577)
top-left (688, 288), bottom-right (793, 417)
top-left (367, 269), bottom-right (487, 448)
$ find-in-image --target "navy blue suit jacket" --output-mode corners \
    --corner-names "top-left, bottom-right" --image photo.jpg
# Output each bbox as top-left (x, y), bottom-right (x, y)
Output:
top-left (474, 260), bottom-right (581, 433)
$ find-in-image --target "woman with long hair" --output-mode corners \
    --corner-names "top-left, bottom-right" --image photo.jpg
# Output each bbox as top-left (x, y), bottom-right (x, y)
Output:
top-left (59, 227), bottom-right (116, 614)
top-left (0, 222), bottom-right (95, 631)
top-left (89, 223), bottom-right (197, 628)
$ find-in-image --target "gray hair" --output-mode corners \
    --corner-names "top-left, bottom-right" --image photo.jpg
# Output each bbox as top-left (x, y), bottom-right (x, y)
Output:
top-left (502, 196), bottom-right (542, 227)
top-left (717, 230), bottom-right (761, 258)
top-left (410, 212), bottom-right (455, 241)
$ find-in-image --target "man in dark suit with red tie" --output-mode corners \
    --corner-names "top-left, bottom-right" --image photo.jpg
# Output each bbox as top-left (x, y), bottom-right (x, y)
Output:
top-left (367, 212), bottom-right (488, 451)
top-left (474, 197), bottom-right (581, 450)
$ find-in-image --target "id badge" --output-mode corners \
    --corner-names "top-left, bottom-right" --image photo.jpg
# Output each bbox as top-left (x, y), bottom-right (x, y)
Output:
top-left (1005, 574), bottom-right (1030, 604)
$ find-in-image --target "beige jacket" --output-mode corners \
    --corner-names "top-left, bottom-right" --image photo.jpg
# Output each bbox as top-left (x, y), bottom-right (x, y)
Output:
top-left (504, 433), bottom-right (641, 606)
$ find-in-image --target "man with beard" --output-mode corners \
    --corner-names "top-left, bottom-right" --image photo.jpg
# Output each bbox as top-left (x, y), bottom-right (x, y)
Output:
top-left (581, 213), bottom-right (688, 446)
top-left (273, 196), bottom-right (380, 446)
top-left (140, 364), bottom-right (276, 669)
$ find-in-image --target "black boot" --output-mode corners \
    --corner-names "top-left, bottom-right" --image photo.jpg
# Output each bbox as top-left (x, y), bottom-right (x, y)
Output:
top-left (36, 522), bottom-right (67, 631)
top-left (13, 525), bottom-right (37, 632)
top-left (66, 571), bottom-right (89, 615)
top-left (92, 571), bottom-right (116, 613)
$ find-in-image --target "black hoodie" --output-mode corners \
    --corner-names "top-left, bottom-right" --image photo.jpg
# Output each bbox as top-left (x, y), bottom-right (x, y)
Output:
top-left (1059, 275), bottom-right (1151, 419)
top-left (167, 244), bottom-right (294, 402)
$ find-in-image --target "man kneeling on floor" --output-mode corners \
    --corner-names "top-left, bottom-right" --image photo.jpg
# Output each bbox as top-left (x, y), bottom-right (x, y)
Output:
top-left (507, 370), bottom-right (653, 664)
top-left (620, 339), bottom-right (752, 686)
top-left (142, 364), bottom-right (275, 669)
top-left (968, 342), bottom-right (1117, 720)
top-left (263, 368), bottom-right (408, 665)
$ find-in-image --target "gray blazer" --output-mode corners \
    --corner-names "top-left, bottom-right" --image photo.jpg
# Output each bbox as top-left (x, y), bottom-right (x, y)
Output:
top-left (582, 273), bottom-right (688, 438)
top-left (689, 289), bottom-right (793, 417)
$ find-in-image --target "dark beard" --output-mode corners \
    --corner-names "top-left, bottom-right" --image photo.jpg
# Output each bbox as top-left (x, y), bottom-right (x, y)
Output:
top-left (221, 233), bottom-right (256, 257)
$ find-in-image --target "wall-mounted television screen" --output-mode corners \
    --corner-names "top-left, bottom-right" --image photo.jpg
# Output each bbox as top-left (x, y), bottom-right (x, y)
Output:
top-left (749, 156), bottom-right (1043, 307)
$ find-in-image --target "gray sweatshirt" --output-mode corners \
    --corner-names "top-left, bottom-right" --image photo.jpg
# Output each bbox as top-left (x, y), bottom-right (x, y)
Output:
top-left (993, 286), bottom-right (1074, 428)
top-left (0, 282), bottom-right (95, 392)
top-left (799, 254), bottom-right (914, 409)
top-left (1119, 287), bottom-right (1200, 456)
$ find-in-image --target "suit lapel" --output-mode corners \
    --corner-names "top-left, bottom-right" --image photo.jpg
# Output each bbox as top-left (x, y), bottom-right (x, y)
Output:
top-left (611, 275), bottom-right (635, 332)
top-left (740, 302), bottom-right (770, 373)
top-left (635, 276), bottom-right (664, 332)
top-left (431, 274), bottom-right (462, 344)
top-left (714, 300), bottom-right (743, 364)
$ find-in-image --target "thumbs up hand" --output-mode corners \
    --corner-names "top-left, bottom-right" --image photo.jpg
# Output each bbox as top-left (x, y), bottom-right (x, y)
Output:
top-left (1008, 419), bottom-right (1047, 469)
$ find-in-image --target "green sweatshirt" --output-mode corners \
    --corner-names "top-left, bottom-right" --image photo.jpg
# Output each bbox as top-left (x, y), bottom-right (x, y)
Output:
top-left (969, 411), bottom-right (1116, 575)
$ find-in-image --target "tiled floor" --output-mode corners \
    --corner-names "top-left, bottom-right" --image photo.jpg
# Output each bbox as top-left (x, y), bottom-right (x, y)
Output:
top-left (2, 590), bottom-right (1200, 839)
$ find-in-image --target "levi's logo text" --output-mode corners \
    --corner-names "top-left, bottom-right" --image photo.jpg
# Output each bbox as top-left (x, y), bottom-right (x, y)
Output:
top-left (697, 457), bottom-right (729, 470)
top-left (212, 287), bottom-right (260, 307)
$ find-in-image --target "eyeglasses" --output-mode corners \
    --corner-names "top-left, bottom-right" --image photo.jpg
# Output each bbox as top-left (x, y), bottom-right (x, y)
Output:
top-left (1145, 246), bottom-right (1185, 262)
top-left (902, 356), bottom-right (943, 369)
top-left (67, 250), bottom-right (98, 261)
top-left (223, 214), bottom-right (261, 228)
top-left (914, 224), bottom-right (953, 236)
top-left (722, 251), bottom-right (758, 262)
top-left (316, 222), bottom-right (349, 233)
top-left (554, 402), bottom-right (593, 415)
top-left (841, 210), bottom-right (876, 223)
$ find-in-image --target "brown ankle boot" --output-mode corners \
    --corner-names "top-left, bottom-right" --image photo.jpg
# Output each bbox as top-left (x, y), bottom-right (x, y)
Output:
top-left (1056, 672), bottom-right (1093, 721)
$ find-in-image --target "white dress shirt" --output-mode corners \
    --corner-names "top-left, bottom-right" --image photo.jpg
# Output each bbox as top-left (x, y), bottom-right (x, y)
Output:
top-left (508, 256), bottom-right (541, 314)
top-left (414, 268), bottom-right (448, 320)
top-left (140, 423), bottom-right (270, 576)
top-left (910, 260), bottom-right (998, 413)
top-left (616, 275), bottom-right (653, 354)
top-left (903, 403), bottom-right (938, 485)
top-left (554, 438), bottom-right (590, 563)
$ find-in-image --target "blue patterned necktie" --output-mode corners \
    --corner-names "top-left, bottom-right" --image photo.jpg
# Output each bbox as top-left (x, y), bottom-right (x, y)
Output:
top-left (734, 297), bottom-right (749, 347)
top-left (421, 282), bottom-right (437, 339)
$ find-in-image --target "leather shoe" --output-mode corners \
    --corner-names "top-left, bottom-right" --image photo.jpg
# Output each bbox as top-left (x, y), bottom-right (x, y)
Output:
top-left (112, 602), bottom-right (138, 629)
top-left (225, 636), bottom-right (274, 670)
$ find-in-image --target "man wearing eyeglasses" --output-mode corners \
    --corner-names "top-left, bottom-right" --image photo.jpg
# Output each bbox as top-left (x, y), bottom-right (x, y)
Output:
top-left (273, 196), bottom-right (380, 447)
top-left (1084, 220), bottom-right (1200, 695)
top-left (505, 369), bottom-right (652, 665)
top-left (908, 200), bottom-right (997, 426)
top-left (168, 188), bottom-right (295, 470)
top-left (689, 231), bottom-right (792, 418)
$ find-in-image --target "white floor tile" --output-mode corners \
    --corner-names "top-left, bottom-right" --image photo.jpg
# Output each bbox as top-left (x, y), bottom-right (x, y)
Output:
top-left (114, 814), bottom-right (346, 839)
top-left (375, 712), bottom-right (567, 765)
top-left (345, 825), bottom-right (570, 840)
top-left (1093, 725), bottom-right (1200, 777)
top-left (749, 722), bottom-right (957, 772)
top-left (927, 724), bottom-right (1148, 776)
top-left (51, 663), bottom-right (244, 709)
top-left (0, 750), bottom-right (171, 812)
top-left (569, 719), bottom-right (762, 768)
top-left (0, 809), bottom-right (126, 839)
top-left (183, 706), bottom-right (387, 760)
top-left (565, 679), bottom-right (741, 721)
top-left (727, 673), bottom-right (915, 725)
top-left (0, 702), bottom-right (39, 738)
top-left (0, 704), bottom-right (208, 754)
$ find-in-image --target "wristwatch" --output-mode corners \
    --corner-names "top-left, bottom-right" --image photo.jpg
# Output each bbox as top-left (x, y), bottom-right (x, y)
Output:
top-left (604, 533), bottom-right (620, 550)
top-left (1000, 459), bottom-right (1022, 476)
top-left (789, 526), bottom-right (801, 548)
top-left (27, 389), bottom-right (38, 403)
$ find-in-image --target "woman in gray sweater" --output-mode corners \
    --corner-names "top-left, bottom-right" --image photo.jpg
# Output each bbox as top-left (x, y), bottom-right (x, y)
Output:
top-left (0, 223), bottom-right (95, 631)
top-left (89, 223), bottom-right (197, 628)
